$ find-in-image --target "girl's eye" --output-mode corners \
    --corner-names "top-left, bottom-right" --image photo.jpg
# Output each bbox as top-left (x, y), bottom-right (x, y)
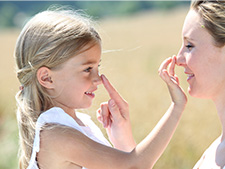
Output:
top-left (84, 67), bottom-right (93, 72)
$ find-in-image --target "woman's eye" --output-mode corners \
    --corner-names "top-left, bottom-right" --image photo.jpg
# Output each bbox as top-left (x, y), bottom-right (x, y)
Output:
top-left (185, 43), bottom-right (194, 50)
top-left (84, 67), bottom-right (92, 72)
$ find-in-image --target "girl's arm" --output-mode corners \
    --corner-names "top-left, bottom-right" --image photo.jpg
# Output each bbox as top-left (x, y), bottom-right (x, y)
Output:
top-left (39, 56), bottom-right (187, 169)
top-left (97, 56), bottom-right (187, 152)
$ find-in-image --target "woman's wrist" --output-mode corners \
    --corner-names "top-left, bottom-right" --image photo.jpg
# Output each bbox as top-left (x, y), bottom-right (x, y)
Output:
top-left (171, 102), bottom-right (186, 116)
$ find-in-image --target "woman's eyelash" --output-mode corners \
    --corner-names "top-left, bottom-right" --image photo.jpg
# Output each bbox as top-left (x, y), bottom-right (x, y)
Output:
top-left (185, 43), bottom-right (194, 49)
top-left (186, 45), bottom-right (192, 48)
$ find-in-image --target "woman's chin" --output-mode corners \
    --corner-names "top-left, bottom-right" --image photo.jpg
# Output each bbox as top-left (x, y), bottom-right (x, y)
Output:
top-left (188, 87), bottom-right (210, 99)
top-left (188, 87), bottom-right (198, 98)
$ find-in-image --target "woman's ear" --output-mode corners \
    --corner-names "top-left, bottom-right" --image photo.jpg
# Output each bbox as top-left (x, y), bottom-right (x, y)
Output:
top-left (37, 67), bottom-right (54, 89)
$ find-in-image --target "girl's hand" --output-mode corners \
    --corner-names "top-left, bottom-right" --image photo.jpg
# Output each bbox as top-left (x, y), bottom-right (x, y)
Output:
top-left (158, 56), bottom-right (187, 109)
top-left (97, 75), bottom-right (136, 152)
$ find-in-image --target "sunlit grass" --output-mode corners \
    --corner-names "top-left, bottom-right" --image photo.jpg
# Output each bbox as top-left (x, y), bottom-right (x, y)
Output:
top-left (0, 7), bottom-right (221, 169)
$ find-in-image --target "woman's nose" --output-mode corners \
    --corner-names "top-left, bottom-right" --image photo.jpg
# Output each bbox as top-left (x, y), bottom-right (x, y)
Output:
top-left (176, 47), bottom-right (186, 66)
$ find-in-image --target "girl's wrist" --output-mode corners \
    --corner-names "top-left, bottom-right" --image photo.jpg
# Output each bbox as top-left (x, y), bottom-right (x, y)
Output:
top-left (114, 139), bottom-right (136, 152)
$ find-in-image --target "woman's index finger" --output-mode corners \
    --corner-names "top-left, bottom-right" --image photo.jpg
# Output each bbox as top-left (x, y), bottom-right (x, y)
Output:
top-left (168, 56), bottom-right (176, 76)
top-left (158, 57), bottom-right (172, 72)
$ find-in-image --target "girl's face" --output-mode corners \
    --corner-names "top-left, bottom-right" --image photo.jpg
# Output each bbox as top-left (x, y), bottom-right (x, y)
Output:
top-left (50, 43), bottom-right (102, 110)
top-left (177, 10), bottom-right (225, 101)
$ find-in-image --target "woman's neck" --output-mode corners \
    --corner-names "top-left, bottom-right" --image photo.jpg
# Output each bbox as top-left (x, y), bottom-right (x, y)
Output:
top-left (213, 95), bottom-right (225, 141)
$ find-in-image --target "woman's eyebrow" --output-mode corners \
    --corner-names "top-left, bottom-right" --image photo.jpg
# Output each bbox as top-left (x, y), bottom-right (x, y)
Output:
top-left (183, 36), bottom-right (195, 43)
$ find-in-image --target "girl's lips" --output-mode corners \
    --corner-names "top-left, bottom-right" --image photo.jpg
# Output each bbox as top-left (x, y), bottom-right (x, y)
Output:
top-left (85, 91), bottom-right (95, 98)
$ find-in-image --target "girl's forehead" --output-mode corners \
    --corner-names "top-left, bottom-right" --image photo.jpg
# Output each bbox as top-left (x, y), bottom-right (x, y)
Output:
top-left (66, 44), bottom-right (102, 66)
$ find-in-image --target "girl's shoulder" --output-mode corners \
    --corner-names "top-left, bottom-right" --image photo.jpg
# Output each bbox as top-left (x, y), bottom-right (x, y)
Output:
top-left (38, 122), bottom-right (89, 168)
top-left (40, 107), bottom-right (91, 123)
top-left (38, 107), bottom-right (85, 132)
top-left (38, 107), bottom-right (111, 148)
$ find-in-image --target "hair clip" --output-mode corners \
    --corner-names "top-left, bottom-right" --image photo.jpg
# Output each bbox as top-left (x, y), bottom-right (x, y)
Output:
top-left (19, 85), bottom-right (24, 91)
top-left (28, 61), bottom-right (34, 70)
top-left (201, 25), bottom-right (205, 28)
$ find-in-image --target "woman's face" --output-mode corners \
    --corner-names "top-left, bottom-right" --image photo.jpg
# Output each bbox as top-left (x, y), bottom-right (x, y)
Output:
top-left (177, 10), bottom-right (225, 101)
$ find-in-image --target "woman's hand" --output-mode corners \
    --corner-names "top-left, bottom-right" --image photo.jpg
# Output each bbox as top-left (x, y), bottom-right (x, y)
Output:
top-left (97, 75), bottom-right (136, 152)
top-left (158, 56), bottom-right (187, 109)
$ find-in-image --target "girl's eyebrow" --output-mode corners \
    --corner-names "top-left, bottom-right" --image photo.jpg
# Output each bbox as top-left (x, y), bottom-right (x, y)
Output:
top-left (82, 59), bottom-right (101, 65)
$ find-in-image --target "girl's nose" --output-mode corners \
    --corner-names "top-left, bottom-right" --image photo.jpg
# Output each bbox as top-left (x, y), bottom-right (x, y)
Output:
top-left (176, 47), bottom-right (186, 67)
top-left (93, 72), bottom-right (102, 85)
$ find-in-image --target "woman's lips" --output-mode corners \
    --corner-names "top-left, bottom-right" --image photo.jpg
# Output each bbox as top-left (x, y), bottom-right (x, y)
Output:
top-left (187, 73), bottom-right (195, 81)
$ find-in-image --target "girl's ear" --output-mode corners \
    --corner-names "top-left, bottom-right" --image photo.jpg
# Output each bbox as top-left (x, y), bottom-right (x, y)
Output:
top-left (37, 67), bottom-right (54, 89)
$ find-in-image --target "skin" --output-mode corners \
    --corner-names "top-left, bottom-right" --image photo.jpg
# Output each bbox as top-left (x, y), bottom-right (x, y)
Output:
top-left (37, 43), bottom-right (102, 124)
top-left (175, 10), bottom-right (225, 168)
top-left (36, 42), bottom-right (187, 169)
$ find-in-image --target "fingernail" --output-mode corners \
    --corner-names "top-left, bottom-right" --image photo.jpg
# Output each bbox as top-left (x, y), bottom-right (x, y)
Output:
top-left (101, 74), bottom-right (105, 81)
top-left (102, 74), bottom-right (108, 84)
top-left (110, 99), bottom-right (115, 107)
top-left (174, 56), bottom-right (177, 64)
top-left (103, 120), bottom-right (107, 128)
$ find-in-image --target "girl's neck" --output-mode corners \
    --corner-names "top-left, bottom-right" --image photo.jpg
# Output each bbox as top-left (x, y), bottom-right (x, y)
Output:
top-left (58, 106), bottom-right (86, 126)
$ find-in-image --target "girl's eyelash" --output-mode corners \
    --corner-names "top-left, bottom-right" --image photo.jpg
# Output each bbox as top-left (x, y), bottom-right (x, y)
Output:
top-left (84, 67), bottom-right (93, 72)
top-left (84, 64), bottom-right (101, 73)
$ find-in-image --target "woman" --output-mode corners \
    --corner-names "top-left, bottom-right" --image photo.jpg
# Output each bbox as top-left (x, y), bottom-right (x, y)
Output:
top-left (170, 0), bottom-right (225, 168)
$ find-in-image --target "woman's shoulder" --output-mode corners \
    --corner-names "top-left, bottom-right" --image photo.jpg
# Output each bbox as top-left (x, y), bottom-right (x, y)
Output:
top-left (193, 136), bottom-right (225, 169)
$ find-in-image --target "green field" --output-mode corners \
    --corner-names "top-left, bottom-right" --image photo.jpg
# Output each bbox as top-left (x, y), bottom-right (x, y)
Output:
top-left (0, 7), bottom-right (221, 169)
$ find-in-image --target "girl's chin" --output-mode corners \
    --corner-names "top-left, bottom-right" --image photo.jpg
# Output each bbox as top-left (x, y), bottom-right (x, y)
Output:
top-left (81, 102), bottom-right (93, 109)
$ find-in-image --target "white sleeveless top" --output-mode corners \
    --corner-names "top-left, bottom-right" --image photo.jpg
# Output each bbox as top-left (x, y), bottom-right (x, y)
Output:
top-left (27, 107), bottom-right (111, 169)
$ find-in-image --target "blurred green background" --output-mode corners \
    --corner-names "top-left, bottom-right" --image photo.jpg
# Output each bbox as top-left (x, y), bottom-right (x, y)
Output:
top-left (0, 1), bottom-right (221, 169)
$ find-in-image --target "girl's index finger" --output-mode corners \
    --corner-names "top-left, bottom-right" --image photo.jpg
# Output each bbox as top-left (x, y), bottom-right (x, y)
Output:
top-left (101, 74), bottom-right (124, 102)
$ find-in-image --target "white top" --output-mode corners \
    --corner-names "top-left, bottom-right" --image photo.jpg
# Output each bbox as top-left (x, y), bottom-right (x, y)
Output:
top-left (27, 107), bottom-right (111, 169)
top-left (193, 136), bottom-right (225, 169)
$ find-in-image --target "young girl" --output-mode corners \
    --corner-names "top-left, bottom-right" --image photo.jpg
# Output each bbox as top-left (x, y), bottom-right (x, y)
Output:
top-left (15, 9), bottom-right (186, 169)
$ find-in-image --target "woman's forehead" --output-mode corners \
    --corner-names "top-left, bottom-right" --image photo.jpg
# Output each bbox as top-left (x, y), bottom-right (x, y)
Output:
top-left (182, 10), bottom-right (209, 42)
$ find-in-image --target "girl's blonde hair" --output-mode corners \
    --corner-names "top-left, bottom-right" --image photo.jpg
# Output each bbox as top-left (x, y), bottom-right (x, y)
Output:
top-left (15, 9), bottom-right (101, 169)
top-left (191, 0), bottom-right (225, 47)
